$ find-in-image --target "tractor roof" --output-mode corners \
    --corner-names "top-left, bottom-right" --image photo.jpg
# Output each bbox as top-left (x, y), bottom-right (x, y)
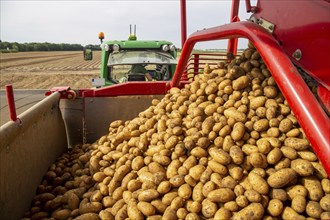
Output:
top-left (103, 40), bottom-right (174, 49)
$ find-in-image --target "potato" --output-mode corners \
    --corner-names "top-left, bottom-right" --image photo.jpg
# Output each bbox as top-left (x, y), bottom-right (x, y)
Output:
top-left (192, 182), bottom-right (204, 202)
top-left (207, 188), bottom-right (235, 203)
top-left (231, 122), bottom-right (246, 141)
top-left (306, 201), bottom-right (323, 218)
top-left (281, 207), bottom-right (301, 220)
top-left (286, 185), bottom-right (308, 200)
top-left (267, 148), bottom-right (283, 165)
top-left (209, 147), bottom-right (231, 165)
top-left (248, 172), bottom-right (269, 195)
top-left (281, 146), bottom-right (297, 160)
top-left (138, 189), bottom-right (159, 202)
top-left (321, 212), bottom-right (330, 220)
top-left (157, 181), bottom-right (171, 194)
top-left (229, 145), bottom-right (244, 165)
top-left (311, 162), bottom-right (328, 179)
top-left (267, 199), bottom-right (283, 217)
top-left (250, 96), bottom-right (267, 110)
top-left (232, 203), bottom-right (264, 220)
top-left (214, 207), bottom-right (232, 220)
top-left (291, 159), bottom-right (314, 176)
top-left (176, 208), bottom-right (188, 219)
top-left (248, 152), bottom-right (267, 168)
top-left (267, 168), bottom-right (297, 188)
top-left (79, 201), bottom-right (102, 214)
top-left (224, 108), bottom-right (247, 122)
top-left (162, 207), bottom-right (178, 220)
top-left (178, 184), bottom-right (192, 200)
top-left (284, 138), bottom-right (310, 150)
top-left (127, 200), bottom-right (144, 220)
top-left (201, 199), bottom-right (218, 218)
top-left (208, 160), bottom-right (227, 175)
top-left (115, 204), bottom-right (128, 220)
top-left (151, 200), bottom-right (167, 214)
top-left (270, 188), bottom-right (288, 201)
top-left (170, 175), bottom-right (185, 187)
top-left (67, 192), bottom-right (80, 210)
top-left (291, 195), bottom-right (306, 213)
top-left (162, 192), bottom-right (178, 206)
top-left (52, 209), bottom-right (71, 220)
top-left (321, 179), bottom-right (330, 193)
top-left (297, 151), bottom-right (318, 162)
top-left (320, 194), bottom-right (330, 211)
top-left (74, 213), bottom-right (100, 220)
top-left (253, 119), bottom-right (269, 132)
top-left (302, 176), bottom-right (324, 201)
top-left (99, 210), bottom-right (114, 220)
top-left (244, 189), bottom-right (261, 203)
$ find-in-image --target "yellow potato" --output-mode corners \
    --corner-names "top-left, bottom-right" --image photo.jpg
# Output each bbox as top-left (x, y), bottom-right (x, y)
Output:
top-left (306, 201), bottom-right (323, 219)
top-left (267, 199), bottom-right (283, 217)
top-left (207, 188), bottom-right (235, 203)
top-left (247, 172), bottom-right (269, 195)
top-left (209, 147), bottom-right (231, 165)
top-left (201, 199), bottom-right (218, 218)
top-left (291, 195), bottom-right (306, 213)
top-left (267, 168), bottom-right (297, 188)
top-left (284, 138), bottom-right (310, 150)
top-left (291, 159), bottom-right (314, 176)
top-left (137, 202), bottom-right (156, 216)
top-left (302, 176), bottom-right (324, 201)
top-left (232, 203), bottom-right (264, 220)
top-left (138, 189), bottom-right (159, 202)
top-left (214, 207), bottom-right (232, 220)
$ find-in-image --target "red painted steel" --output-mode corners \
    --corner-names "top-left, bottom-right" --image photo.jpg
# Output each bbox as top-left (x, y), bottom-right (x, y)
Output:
top-left (318, 84), bottom-right (330, 112)
top-left (83, 82), bottom-right (171, 97)
top-left (227, 0), bottom-right (240, 55)
top-left (171, 21), bottom-right (330, 176)
top-left (253, 0), bottom-right (330, 90)
top-left (45, 86), bottom-right (76, 99)
top-left (180, 0), bottom-right (187, 48)
top-left (5, 85), bottom-right (17, 122)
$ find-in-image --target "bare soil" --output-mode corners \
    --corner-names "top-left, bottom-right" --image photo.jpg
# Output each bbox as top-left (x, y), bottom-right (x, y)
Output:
top-left (0, 51), bottom-right (101, 89)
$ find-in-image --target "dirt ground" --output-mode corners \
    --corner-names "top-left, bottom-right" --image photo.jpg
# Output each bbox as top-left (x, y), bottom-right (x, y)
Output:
top-left (0, 51), bottom-right (101, 89)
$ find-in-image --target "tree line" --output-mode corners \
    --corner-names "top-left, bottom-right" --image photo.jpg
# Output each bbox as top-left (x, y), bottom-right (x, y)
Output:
top-left (0, 41), bottom-right (101, 52)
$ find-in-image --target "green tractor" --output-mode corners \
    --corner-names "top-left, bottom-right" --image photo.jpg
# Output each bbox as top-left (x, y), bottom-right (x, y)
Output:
top-left (92, 28), bottom-right (177, 87)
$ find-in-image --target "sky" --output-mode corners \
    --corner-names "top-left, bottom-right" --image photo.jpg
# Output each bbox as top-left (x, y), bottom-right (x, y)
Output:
top-left (0, 0), bottom-right (256, 49)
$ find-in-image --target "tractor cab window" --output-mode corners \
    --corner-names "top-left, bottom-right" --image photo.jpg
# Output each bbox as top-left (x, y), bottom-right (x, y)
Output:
top-left (107, 50), bottom-right (176, 83)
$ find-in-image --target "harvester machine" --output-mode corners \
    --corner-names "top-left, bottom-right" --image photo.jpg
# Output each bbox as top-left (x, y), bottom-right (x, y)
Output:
top-left (0, 0), bottom-right (329, 219)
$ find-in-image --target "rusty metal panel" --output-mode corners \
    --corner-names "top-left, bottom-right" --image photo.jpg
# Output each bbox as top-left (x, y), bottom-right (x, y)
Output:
top-left (0, 92), bottom-right (67, 220)
top-left (84, 95), bottom-right (163, 143)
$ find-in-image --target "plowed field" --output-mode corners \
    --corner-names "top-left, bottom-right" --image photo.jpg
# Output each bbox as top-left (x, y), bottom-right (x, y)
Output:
top-left (0, 51), bottom-right (101, 89)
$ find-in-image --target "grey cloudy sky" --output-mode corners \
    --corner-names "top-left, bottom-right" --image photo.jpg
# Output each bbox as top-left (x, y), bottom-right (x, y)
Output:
top-left (1, 0), bottom-right (255, 49)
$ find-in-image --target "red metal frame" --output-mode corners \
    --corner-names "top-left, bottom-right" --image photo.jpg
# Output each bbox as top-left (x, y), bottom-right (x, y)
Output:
top-left (5, 85), bottom-right (18, 122)
top-left (171, 21), bottom-right (330, 176)
top-left (227, 0), bottom-right (240, 55)
top-left (180, 0), bottom-right (187, 48)
top-left (45, 86), bottom-right (76, 99)
top-left (182, 53), bottom-right (228, 80)
top-left (82, 81), bottom-right (189, 97)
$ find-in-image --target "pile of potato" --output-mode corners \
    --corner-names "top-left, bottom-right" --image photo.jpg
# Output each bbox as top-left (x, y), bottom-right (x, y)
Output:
top-left (24, 43), bottom-right (329, 220)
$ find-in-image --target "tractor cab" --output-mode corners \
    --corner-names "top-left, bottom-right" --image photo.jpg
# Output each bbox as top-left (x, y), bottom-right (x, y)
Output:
top-left (96, 31), bottom-right (177, 86)
top-left (83, 47), bottom-right (93, 61)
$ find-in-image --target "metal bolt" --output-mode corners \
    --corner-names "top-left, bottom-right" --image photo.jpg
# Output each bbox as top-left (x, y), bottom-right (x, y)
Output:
top-left (292, 49), bottom-right (302, 61)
